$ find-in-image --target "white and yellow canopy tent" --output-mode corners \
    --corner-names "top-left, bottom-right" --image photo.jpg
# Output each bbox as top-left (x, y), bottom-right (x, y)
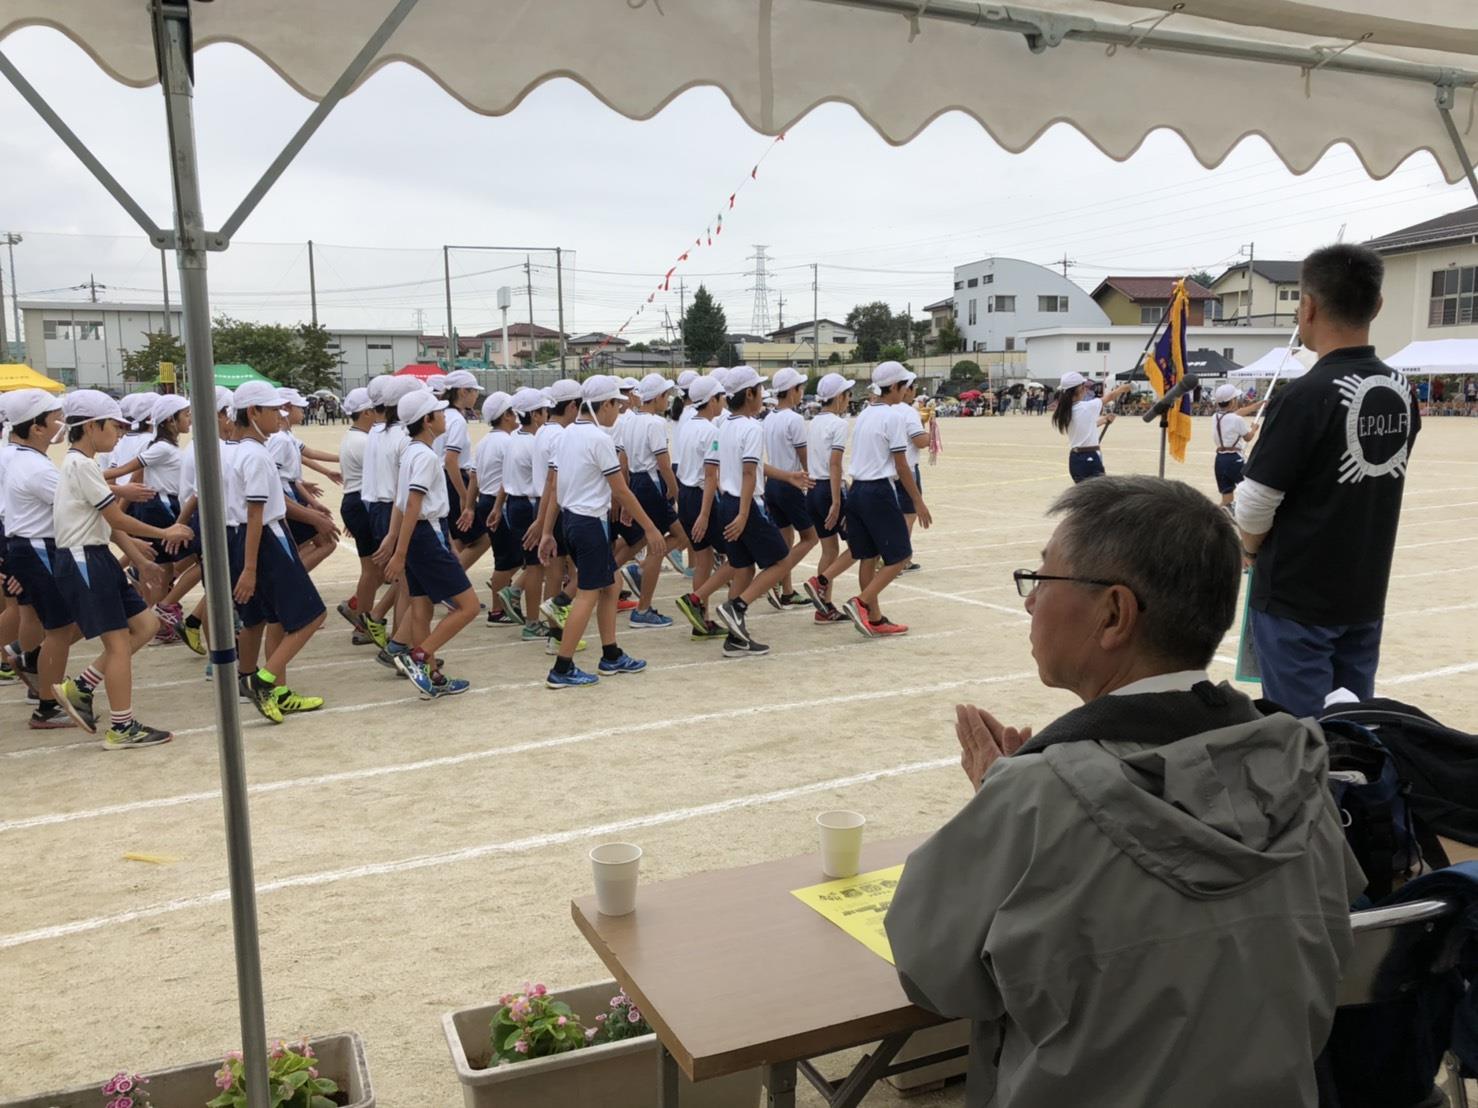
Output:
top-left (5, 2), bottom-right (1478, 1100)
top-left (0, 361), bottom-right (63, 392)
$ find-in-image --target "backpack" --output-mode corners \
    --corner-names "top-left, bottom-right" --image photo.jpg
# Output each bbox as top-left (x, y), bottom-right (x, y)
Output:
top-left (1319, 718), bottom-right (1449, 902)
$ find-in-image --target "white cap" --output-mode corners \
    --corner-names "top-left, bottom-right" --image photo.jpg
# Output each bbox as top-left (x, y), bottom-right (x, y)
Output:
top-left (399, 388), bottom-right (449, 425)
top-left (233, 380), bottom-right (281, 411)
top-left (677, 370), bottom-right (698, 388)
top-left (481, 391), bottom-right (514, 423)
top-left (424, 374), bottom-right (450, 395)
top-left (772, 367), bottom-right (806, 394)
top-left (723, 365), bottom-right (767, 394)
top-left (1059, 371), bottom-right (1088, 390)
top-left (868, 384), bottom-right (881, 397)
top-left (871, 361), bottom-right (916, 389)
top-left (120, 392), bottom-right (156, 422)
top-left (511, 386), bottom-right (552, 414)
top-left (688, 376), bottom-right (726, 406)
top-left (384, 377), bottom-right (426, 407)
top-left (548, 378), bottom-right (583, 404)
top-left (443, 370), bottom-right (480, 393)
top-left (581, 375), bottom-right (626, 404)
top-left (637, 372), bottom-right (678, 402)
top-left (1213, 383), bottom-right (1241, 404)
top-left (343, 387), bottom-right (373, 415)
top-left (8, 387), bottom-right (61, 428)
top-left (816, 372), bottom-right (855, 402)
top-left (367, 375), bottom-right (395, 406)
top-left (152, 394), bottom-right (191, 426)
top-left (277, 387), bottom-right (308, 409)
top-left (620, 376), bottom-right (640, 391)
top-left (214, 386), bottom-right (235, 413)
top-left (61, 389), bottom-right (123, 426)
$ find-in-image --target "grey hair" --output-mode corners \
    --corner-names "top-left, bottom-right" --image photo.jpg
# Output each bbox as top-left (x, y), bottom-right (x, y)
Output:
top-left (1046, 476), bottom-right (1241, 668)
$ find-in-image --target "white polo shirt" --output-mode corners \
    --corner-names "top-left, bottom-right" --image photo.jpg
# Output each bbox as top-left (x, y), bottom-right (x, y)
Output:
top-left (236, 437), bottom-right (288, 529)
top-left (109, 431), bottom-right (149, 483)
top-left (359, 424), bottom-right (387, 502)
top-left (896, 404), bottom-right (926, 466)
top-left (806, 412), bottom-right (849, 482)
top-left (54, 450), bottom-right (115, 549)
top-left (675, 415), bottom-right (715, 488)
top-left (763, 408), bottom-right (807, 472)
top-left (710, 414), bottom-right (765, 499)
top-left (1214, 411), bottom-right (1251, 453)
top-left (503, 430), bottom-right (539, 498)
top-left (363, 423), bottom-right (408, 504)
top-left (1068, 398), bottom-right (1104, 450)
top-left (180, 437), bottom-right (242, 522)
top-left (552, 419), bottom-right (621, 517)
top-left (848, 403), bottom-right (908, 482)
top-left (469, 428), bottom-right (510, 494)
top-left (3, 445), bottom-right (60, 538)
top-left (624, 412), bottom-right (669, 476)
top-left (396, 440), bottom-right (448, 521)
top-left (339, 427), bottom-right (369, 494)
top-left (435, 407), bottom-right (471, 464)
top-left (140, 438), bottom-right (185, 498)
top-left (268, 429), bottom-right (304, 485)
top-left (532, 421), bottom-right (566, 496)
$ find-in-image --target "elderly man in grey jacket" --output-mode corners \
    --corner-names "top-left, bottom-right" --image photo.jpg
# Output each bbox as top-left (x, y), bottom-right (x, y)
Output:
top-left (885, 476), bottom-right (1363, 1108)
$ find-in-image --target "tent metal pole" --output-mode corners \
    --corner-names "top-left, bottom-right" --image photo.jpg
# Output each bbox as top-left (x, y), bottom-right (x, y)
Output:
top-left (153, 5), bottom-right (270, 1106)
top-left (443, 245), bottom-right (455, 370)
top-left (1436, 87), bottom-right (1478, 205)
top-left (213, 0), bottom-right (424, 246)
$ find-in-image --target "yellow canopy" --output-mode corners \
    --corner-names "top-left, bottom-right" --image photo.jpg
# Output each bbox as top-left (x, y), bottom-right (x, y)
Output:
top-left (0, 364), bottom-right (64, 394)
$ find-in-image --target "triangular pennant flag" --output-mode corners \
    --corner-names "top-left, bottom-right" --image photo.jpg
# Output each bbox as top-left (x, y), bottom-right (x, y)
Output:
top-left (679, 251), bottom-right (689, 262)
top-left (751, 166), bottom-right (757, 179)
top-left (664, 267), bottom-right (676, 291)
top-left (778, 130), bottom-right (786, 140)
top-left (647, 293), bottom-right (655, 303)
top-left (729, 193), bottom-right (736, 209)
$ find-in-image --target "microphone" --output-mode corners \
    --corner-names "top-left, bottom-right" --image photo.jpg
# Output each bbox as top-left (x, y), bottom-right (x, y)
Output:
top-left (1142, 374), bottom-right (1199, 422)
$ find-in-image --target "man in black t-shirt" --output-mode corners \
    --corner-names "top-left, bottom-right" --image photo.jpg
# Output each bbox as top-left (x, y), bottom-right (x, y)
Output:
top-left (1235, 244), bottom-right (1418, 718)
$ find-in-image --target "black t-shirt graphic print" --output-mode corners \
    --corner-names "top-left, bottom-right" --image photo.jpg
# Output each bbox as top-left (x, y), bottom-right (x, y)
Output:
top-left (1243, 346), bottom-right (1419, 627)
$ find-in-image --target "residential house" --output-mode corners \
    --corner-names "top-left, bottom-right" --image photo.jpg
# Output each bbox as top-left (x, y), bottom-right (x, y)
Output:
top-left (951, 258), bottom-right (1110, 352)
top-left (768, 318), bottom-right (856, 346)
top-left (1364, 203), bottom-right (1478, 357)
top-left (1020, 324), bottom-right (1290, 383)
top-left (477, 322), bottom-right (566, 363)
top-left (567, 332), bottom-right (628, 356)
top-left (923, 297), bottom-right (955, 340)
top-left (1210, 260), bottom-right (1301, 327)
top-left (1090, 277), bottom-right (1218, 326)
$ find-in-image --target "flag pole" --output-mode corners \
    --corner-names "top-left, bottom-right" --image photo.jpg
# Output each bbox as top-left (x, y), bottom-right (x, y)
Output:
top-left (1250, 322), bottom-right (1303, 425)
top-left (1099, 275), bottom-right (1185, 441)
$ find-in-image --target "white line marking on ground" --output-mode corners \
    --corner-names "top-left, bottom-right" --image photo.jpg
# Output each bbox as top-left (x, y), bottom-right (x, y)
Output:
top-left (0, 756), bottom-right (964, 949)
top-left (890, 581), bottom-right (1028, 619)
top-left (1380, 660), bottom-right (1478, 685)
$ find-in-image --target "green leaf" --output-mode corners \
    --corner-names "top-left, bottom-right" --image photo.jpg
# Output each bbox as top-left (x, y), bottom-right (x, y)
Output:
top-left (286, 1070), bottom-right (310, 1087)
top-left (310, 1097), bottom-right (337, 1108)
top-left (547, 1001), bottom-right (574, 1017)
top-left (207, 1094), bottom-right (233, 1108)
top-left (504, 1028), bottom-right (525, 1051)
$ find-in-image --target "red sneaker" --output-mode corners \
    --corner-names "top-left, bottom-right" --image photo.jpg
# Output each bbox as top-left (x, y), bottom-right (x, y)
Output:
top-left (617, 597), bottom-right (638, 612)
top-left (813, 608), bottom-right (847, 625)
top-left (842, 597), bottom-right (876, 638)
top-left (870, 616), bottom-right (909, 635)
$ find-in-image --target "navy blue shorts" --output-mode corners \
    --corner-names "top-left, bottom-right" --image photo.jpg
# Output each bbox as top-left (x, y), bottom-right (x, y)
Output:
top-left (845, 479), bottom-right (912, 566)
top-left (562, 510), bottom-right (617, 591)
top-left (1214, 452), bottom-right (1245, 495)
top-left (404, 519), bottom-right (472, 603)
top-left (479, 495), bottom-right (521, 572)
top-left (677, 483), bottom-right (718, 552)
top-left (184, 509), bottom-right (202, 559)
top-left (806, 481), bottom-right (847, 540)
top-left (54, 545), bottom-right (148, 639)
top-left (764, 477), bottom-right (814, 532)
top-left (630, 472), bottom-right (678, 535)
top-left (895, 477), bottom-right (916, 516)
top-left (340, 491), bottom-right (377, 558)
top-left (4, 537), bottom-right (75, 630)
top-left (135, 494), bottom-right (189, 564)
top-left (232, 523), bottom-right (326, 632)
top-left (1068, 450), bottom-right (1105, 483)
top-left (716, 493), bottom-right (788, 571)
top-left (502, 496), bottom-right (542, 568)
top-left (368, 500), bottom-right (392, 543)
top-left (446, 469), bottom-right (481, 545)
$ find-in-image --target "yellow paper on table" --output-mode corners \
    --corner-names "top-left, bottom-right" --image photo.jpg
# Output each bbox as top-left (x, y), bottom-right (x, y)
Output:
top-left (790, 864), bottom-right (905, 965)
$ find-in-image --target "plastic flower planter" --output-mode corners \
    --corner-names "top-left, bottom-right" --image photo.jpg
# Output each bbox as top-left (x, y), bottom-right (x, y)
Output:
top-left (884, 1019), bottom-right (970, 1093)
top-left (443, 981), bottom-right (761, 1108)
top-left (0, 1031), bottom-right (374, 1108)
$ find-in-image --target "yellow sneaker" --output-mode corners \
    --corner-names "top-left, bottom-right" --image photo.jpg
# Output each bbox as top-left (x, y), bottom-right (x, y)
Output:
top-left (180, 620), bottom-right (207, 656)
top-left (545, 634), bottom-right (587, 656)
top-left (274, 688), bottom-right (324, 713)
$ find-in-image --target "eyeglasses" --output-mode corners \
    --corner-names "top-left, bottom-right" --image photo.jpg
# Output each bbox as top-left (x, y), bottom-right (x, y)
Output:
top-left (1012, 569), bottom-right (1146, 610)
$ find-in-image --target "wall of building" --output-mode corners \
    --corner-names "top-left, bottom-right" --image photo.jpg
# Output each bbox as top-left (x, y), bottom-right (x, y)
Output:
top-left (329, 331), bottom-right (420, 386)
top-left (771, 321), bottom-right (855, 345)
top-left (733, 341), bottom-right (857, 369)
top-left (23, 304), bottom-right (183, 388)
top-left (1021, 326), bottom-right (1291, 382)
top-left (1213, 270), bottom-right (1299, 327)
top-left (1370, 244), bottom-right (1478, 358)
top-left (952, 258), bottom-right (1109, 352)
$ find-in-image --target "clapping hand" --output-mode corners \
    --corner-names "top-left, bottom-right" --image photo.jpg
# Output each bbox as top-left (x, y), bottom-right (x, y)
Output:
top-left (955, 704), bottom-right (1032, 791)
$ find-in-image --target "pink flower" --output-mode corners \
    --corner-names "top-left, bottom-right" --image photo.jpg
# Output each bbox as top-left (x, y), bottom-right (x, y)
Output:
top-left (585, 1028), bottom-right (598, 1043)
top-left (609, 996), bottom-right (622, 1008)
top-left (498, 993), bottom-right (512, 1006)
top-left (115, 1098), bottom-right (134, 1108)
top-left (513, 1039), bottom-right (530, 1055)
top-left (532, 983), bottom-right (547, 997)
top-left (522, 981), bottom-right (532, 993)
top-left (628, 1009), bottom-right (642, 1024)
top-left (556, 1016), bottom-right (567, 1027)
top-left (215, 1067), bottom-right (234, 1091)
top-left (103, 1078), bottom-right (118, 1095)
top-left (308, 1068), bottom-right (319, 1079)
top-left (225, 1050), bottom-right (243, 1062)
top-left (115, 1077), bottom-right (134, 1093)
top-left (595, 1014), bottom-right (607, 1024)
top-left (269, 1040), bottom-right (286, 1060)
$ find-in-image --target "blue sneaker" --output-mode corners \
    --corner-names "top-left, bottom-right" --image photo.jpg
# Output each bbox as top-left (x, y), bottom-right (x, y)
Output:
top-left (620, 562), bottom-right (643, 596)
top-left (629, 607), bottom-right (673, 628)
top-left (426, 670), bottom-right (470, 699)
top-left (546, 666), bottom-right (600, 690)
top-left (407, 661), bottom-right (436, 697)
top-left (598, 652), bottom-right (647, 676)
top-left (386, 642), bottom-right (415, 680)
top-left (664, 549), bottom-right (686, 575)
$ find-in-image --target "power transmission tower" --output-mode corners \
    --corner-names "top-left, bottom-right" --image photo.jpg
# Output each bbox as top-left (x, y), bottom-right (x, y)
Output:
top-left (747, 245), bottom-right (773, 336)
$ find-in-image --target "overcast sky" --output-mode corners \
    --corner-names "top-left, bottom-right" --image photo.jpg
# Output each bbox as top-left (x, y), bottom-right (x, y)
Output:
top-left (0, 24), bottom-right (1471, 343)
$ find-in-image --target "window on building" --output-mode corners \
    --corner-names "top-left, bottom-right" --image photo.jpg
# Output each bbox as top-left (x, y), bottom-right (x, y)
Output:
top-left (982, 274), bottom-right (994, 285)
top-left (1075, 341), bottom-right (1090, 352)
top-left (1004, 337), bottom-right (1016, 351)
top-left (967, 298), bottom-right (977, 326)
top-left (1096, 342), bottom-right (1111, 352)
top-left (75, 322), bottom-right (101, 340)
top-left (1140, 303), bottom-right (1167, 325)
top-left (1038, 295), bottom-right (1069, 312)
top-left (967, 277), bottom-right (978, 288)
top-left (1278, 288), bottom-right (1301, 302)
top-left (1429, 266), bottom-right (1476, 326)
top-left (367, 342), bottom-right (392, 353)
top-left (43, 321), bottom-right (59, 340)
top-left (58, 368), bottom-right (77, 387)
top-left (1204, 299), bottom-right (1221, 321)
top-left (954, 281), bottom-right (963, 290)
top-left (992, 295), bottom-right (1016, 312)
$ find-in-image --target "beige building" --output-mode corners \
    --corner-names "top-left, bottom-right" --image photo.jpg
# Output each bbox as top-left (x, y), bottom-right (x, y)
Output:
top-left (1210, 260), bottom-right (1301, 327)
top-left (1364, 205), bottom-right (1478, 358)
top-left (1089, 277), bottom-right (1218, 326)
top-left (732, 340), bottom-right (856, 370)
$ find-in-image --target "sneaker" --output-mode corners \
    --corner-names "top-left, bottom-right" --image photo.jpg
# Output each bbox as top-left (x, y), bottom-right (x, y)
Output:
top-left (245, 674), bottom-right (284, 724)
top-left (103, 719), bottom-right (173, 750)
top-left (485, 608), bottom-right (516, 626)
top-left (802, 576), bottom-right (831, 615)
top-left (521, 622), bottom-right (552, 643)
top-left (236, 673), bottom-right (254, 703)
top-left (902, 562), bottom-right (922, 574)
top-left (617, 597), bottom-right (639, 612)
top-left (351, 630), bottom-right (375, 646)
top-left (498, 585), bottom-right (526, 625)
top-left (0, 659), bottom-right (16, 682)
top-left (619, 562), bottom-right (643, 597)
top-left (180, 620), bottom-right (207, 656)
top-left (407, 662), bottom-right (436, 698)
top-left (722, 634), bottom-right (771, 659)
top-left (629, 607), bottom-right (673, 628)
top-left (691, 619), bottom-right (729, 640)
top-left (375, 646), bottom-right (401, 671)
top-left (336, 600), bottom-right (365, 631)
top-left (544, 634), bottom-right (588, 656)
top-left (546, 666), bottom-right (600, 690)
top-left (813, 608), bottom-right (848, 625)
top-left (390, 646), bottom-right (420, 681)
top-left (539, 597), bottom-right (571, 630)
top-left (152, 621), bottom-right (181, 646)
top-left (765, 586), bottom-right (785, 611)
top-left (28, 703), bottom-right (76, 730)
top-left (154, 604), bottom-right (180, 629)
top-left (362, 614), bottom-right (390, 649)
top-left (598, 651), bottom-right (647, 675)
top-left (716, 600), bottom-right (751, 644)
top-left (275, 688), bottom-right (324, 713)
top-left (842, 597), bottom-right (877, 638)
top-left (674, 593), bottom-right (708, 633)
top-left (54, 679), bottom-right (98, 734)
top-left (426, 670), bottom-right (471, 698)
top-left (164, 601), bottom-right (185, 624)
top-left (664, 549), bottom-right (686, 575)
top-left (871, 616), bottom-right (909, 636)
top-left (5, 643), bottom-right (38, 696)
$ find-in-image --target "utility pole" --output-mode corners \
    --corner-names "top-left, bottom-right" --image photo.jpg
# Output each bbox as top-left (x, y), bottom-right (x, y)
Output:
top-left (811, 263), bottom-right (819, 378)
top-left (88, 273), bottom-right (101, 303)
top-left (525, 255), bottom-right (535, 367)
top-left (160, 250), bottom-right (172, 337)
top-left (1240, 242), bottom-right (1255, 326)
top-left (307, 239), bottom-right (318, 326)
top-left (1, 232), bottom-right (20, 359)
top-left (555, 247), bottom-right (566, 376)
top-left (0, 254), bottom-right (7, 355)
top-left (678, 278), bottom-right (687, 366)
top-left (776, 289), bottom-right (786, 330)
top-left (747, 245), bottom-right (772, 336)
top-left (443, 245), bottom-right (455, 370)
top-left (1055, 253), bottom-right (1076, 278)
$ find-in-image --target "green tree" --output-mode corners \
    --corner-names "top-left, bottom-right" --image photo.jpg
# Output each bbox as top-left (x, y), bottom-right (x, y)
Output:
top-left (845, 301), bottom-right (898, 359)
top-left (951, 359), bottom-right (981, 381)
top-left (937, 317), bottom-right (963, 355)
top-left (910, 319), bottom-right (931, 356)
top-left (296, 322), bottom-right (342, 391)
top-left (122, 330), bottom-right (186, 383)
top-left (1188, 270), bottom-right (1215, 289)
top-left (627, 342), bottom-right (650, 353)
top-left (681, 285), bottom-right (728, 367)
top-left (211, 315), bottom-right (302, 386)
top-left (880, 342), bottom-right (908, 363)
top-left (718, 342), bottom-right (740, 369)
top-left (533, 340), bottom-right (561, 363)
top-left (826, 351), bottom-right (843, 365)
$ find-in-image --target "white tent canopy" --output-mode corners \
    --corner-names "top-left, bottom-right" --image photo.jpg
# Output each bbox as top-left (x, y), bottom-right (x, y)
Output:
top-left (4, 0), bottom-right (1478, 183)
top-left (1228, 345), bottom-right (1319, 379)
top-left (1385, 338), bottom-right (1478, 373)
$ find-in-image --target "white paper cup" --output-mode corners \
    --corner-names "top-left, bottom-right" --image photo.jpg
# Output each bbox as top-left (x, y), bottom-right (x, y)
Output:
top-left (590, 842), bottom-right (643, 916)
top-left (816, 810), bottom-right (865, 878)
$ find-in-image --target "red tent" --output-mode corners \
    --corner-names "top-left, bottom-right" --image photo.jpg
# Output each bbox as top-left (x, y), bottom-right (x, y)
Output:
top-left (396, 362), bottom-right (445, 379)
